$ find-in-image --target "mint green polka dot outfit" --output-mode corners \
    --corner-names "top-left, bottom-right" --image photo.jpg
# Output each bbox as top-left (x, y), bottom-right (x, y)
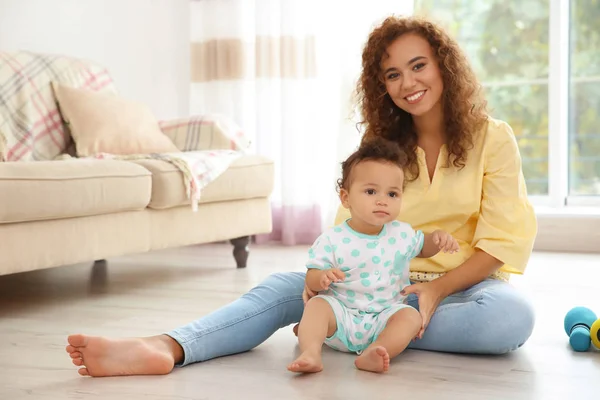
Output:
top-left (306, 219), bottom-right (424, 353)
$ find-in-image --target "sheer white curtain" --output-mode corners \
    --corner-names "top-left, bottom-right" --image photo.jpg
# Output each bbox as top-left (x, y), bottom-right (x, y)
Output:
top-left (190, 0), bottom-right (414, 245)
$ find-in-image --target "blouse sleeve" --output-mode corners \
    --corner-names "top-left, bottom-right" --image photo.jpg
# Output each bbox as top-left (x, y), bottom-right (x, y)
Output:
top-left (472, 121), bottom-right (538, 274)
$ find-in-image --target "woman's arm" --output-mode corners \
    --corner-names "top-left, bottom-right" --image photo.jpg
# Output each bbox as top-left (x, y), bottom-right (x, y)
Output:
top-left (431, 249), bottom-right (503, 297)
top-left (433, 120), bottom-right (536, 297)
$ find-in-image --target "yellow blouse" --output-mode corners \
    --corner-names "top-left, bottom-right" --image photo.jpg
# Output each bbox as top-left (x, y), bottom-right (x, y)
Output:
top-left (334, 117), bottom-right (538, 282)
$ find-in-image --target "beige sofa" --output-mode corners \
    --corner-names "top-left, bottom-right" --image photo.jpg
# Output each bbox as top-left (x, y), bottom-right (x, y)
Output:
top-left (0, 51), bottom-right (274, 276)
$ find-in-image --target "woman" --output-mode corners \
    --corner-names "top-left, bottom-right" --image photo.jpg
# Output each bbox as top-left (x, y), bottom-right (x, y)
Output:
top-left (65, 16), bottom-right (537, 377)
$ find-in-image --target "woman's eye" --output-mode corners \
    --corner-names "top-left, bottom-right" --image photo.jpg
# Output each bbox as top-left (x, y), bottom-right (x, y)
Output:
top-left (387, 73), bottom-right (400, 80)
top-left (413, 63), bottom-right (425, 71)
top-left (366, 189), bottom-right (376, 195)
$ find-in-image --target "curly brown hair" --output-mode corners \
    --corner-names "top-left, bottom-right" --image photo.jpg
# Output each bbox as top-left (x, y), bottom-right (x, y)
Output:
top-left (337, 137), bottom-right (408, 193)
top-left (356, 15), bottom-right (488, 181)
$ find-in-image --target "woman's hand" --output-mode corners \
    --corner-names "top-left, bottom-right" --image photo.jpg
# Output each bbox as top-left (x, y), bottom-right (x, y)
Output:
top-left (302, 284), bottom-right (317, 304)
top-left (401, 280), bottom-right (446, 339)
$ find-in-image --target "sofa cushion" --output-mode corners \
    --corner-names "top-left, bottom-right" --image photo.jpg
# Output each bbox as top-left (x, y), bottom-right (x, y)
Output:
top-left (132, 155), bottom-right (274, 209)
top-left (0, 159), bottom-right (151, 224)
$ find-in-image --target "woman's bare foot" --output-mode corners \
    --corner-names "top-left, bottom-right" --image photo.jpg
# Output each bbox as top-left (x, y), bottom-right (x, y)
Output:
top-left (65, 334), bottom-right (181, 377)
top-left (354, 346), bottom-right (390, 373)
top-left (287, 351), bottom-right (323, 373)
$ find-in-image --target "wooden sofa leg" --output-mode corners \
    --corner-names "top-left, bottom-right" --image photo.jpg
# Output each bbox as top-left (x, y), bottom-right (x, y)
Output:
top-left (90, 260), bottom-right (108, 292)
top-left (230, 236), bottom-right (250, 268)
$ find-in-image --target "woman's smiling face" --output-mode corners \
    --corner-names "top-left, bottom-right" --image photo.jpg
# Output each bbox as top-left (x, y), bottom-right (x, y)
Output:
top-left (380, 33), bottom-right (444, 118)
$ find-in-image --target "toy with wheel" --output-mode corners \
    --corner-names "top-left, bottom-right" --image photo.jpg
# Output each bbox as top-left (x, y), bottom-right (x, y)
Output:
top-left (564, 306), bottom-right (600, 351)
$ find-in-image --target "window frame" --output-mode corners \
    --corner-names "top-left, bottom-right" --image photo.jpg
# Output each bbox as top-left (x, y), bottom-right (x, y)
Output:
top-left (460, 0), bottom-right (600, 210)
top-left (544, 0), bottom-right (600, 209)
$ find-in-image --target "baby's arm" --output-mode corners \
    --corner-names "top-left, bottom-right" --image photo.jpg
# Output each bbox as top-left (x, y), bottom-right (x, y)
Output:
top-left (304, 234), bottom-right (345, 293)
top-left (418, 230), bottom-right (460, 258)
top-left (419, 233), bottom-right (442, 258)
top-left (306, 268), bottom-right (345, 293)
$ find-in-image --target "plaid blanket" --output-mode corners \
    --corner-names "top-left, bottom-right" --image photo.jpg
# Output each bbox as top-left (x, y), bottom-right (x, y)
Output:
top-left (0, 51), bottom-right (116, 162)
top-left (90, 149), bottom-right (244, 211)
top-left (159, 114), bottom-right (251, 152)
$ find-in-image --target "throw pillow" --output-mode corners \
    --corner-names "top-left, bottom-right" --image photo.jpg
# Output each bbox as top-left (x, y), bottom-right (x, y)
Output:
top-left (51, 82), bottom-right (179, 157)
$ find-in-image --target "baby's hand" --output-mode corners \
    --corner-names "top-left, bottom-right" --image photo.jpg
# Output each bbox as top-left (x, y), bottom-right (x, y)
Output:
top-left (431, 230), bottom-right (460, 254)
top-left (319, 268), bottom-right (345, 290)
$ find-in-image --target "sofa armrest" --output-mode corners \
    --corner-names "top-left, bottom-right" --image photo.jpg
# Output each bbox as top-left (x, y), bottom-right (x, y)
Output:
top-left (158, 114), bottom-right (251, 153)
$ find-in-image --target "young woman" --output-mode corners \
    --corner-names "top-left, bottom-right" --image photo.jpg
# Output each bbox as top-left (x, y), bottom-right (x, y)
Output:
top-left (65, 15), bottom-right (537, 377)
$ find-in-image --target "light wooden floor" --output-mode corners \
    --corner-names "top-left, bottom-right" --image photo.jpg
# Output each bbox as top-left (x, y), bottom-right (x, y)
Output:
top-left (0, 244), bottom-right (599, 400)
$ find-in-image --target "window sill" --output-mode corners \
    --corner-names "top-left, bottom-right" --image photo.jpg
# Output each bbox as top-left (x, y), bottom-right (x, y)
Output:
top-left (534, 205), bottom-right (600, 253)
top-left (535, 205), bottom-right (600, 217)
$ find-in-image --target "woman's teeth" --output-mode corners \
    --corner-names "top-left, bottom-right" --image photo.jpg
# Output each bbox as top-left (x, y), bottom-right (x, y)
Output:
top-left (406, 91), bottom-right (425, 102)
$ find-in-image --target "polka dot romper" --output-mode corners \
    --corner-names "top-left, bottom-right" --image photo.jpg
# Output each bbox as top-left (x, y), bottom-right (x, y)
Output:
top-left (307, 219), bottom-right (424, 353)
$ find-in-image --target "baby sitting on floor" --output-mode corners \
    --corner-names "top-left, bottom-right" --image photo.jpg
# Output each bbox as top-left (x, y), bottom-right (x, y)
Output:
top-left (288, 137), bottom-right (459, 374)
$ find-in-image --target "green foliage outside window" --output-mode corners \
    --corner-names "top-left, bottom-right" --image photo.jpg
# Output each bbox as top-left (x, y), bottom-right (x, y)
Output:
top-left (413, 0), bottom-right (600, 196)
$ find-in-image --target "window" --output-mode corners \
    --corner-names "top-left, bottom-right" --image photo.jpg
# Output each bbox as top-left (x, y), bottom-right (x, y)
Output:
top-left (569, 0), bottom-right (600, 197)
top-left (413, 0), bottom-right (600, 208)
top-left (414, 0), bottom-right (550, 196)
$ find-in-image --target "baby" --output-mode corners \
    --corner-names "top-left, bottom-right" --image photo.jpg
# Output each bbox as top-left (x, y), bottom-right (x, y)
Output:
top-left (287, 137), bottom-right (459, 374)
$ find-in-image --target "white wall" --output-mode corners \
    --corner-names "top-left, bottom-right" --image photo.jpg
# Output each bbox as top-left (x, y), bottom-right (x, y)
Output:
top-left (0, 0), bottom-right (190, 119)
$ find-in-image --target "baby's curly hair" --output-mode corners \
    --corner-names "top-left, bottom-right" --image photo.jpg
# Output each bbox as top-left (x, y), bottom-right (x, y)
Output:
top-left (356, 15), bottom-right (488, 181)
top-left (337, 137), bottom-right (408, 192)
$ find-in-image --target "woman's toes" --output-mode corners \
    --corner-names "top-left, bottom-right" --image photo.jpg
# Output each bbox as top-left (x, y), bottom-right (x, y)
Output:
top-left (72, 358), bottom-right (84, 366)
top-left (68, 334), bottom-right (88, 348)
top-left (66, 345), bottom-right (77, 353)
top-left (78, 367), bottom-right (89, 376)
top-left (69, 352), bottom-right (82, 359)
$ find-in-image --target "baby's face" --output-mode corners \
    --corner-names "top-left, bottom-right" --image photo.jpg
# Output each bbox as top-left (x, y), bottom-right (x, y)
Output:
top-left (340, 160), bottom-right (404, 233)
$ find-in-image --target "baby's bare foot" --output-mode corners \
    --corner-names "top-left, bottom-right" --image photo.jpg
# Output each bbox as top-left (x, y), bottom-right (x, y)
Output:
top-left (354, 346), bottom-right (390, 373)
top-left (66, 334), bottom-right (177, 377)
top-left (287, 351), bottom-right (323, 373)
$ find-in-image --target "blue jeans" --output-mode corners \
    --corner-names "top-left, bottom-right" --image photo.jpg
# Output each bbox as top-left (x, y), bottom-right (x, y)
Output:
top-left (166, 272), bottom-right (535, 366)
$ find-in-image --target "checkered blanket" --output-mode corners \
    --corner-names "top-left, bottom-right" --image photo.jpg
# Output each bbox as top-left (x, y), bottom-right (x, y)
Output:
top-left (0, 51), bottom-right (116, 162)
top-left (154, 115), bottom-right (251, 209)
top-left (90, 149), bottom-right (244, 211)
